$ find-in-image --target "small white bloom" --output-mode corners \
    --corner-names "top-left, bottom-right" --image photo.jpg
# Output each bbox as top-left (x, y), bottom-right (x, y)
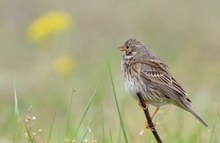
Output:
top-left (139, 130), bottom-right (144, 136)
top-left (32, 116), bottom-right (36, 120)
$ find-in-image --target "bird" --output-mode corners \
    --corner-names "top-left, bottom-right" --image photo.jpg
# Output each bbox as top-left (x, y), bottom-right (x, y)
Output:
top-left (118, 38), bottom-right (208, 128)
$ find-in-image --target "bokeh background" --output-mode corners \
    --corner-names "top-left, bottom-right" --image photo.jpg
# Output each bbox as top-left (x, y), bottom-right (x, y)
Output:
top-left (0, 0), bottom-right (220, 142)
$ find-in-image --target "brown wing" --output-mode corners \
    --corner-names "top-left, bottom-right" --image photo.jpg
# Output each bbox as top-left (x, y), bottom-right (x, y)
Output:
top-left (139, 58), bottom-right (209, 127)
top-left (140, 57), bottom-right (190, 104)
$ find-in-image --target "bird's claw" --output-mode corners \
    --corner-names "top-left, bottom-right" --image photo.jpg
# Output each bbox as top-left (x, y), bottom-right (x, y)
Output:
top-left (138, 102), bottom-right (148, 110)
top-left (145, 121), bottom-right (156, 131)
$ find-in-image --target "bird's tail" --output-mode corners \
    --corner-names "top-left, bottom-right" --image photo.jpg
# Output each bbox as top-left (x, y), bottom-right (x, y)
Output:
top-left (187, 107), bottom-right (208, 127)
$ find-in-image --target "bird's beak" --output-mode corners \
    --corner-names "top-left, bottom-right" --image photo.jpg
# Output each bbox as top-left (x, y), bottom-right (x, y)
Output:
top-left (117, 46), bottom-right (125, 52)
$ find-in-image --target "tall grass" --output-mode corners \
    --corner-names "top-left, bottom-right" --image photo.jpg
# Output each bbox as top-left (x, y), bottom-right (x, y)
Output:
top-left (79, 116), bottom-right (96, 143)
top-left (209, 111), bottom-right (220, 143)
top-left (65, 89), bottom-right (74, 138)
top-left (47, 113), bottom-right (56, 143)
top-left (13, 77), bottom-right (19, 143)
top-left (9, 69), bottom-right (218, 143)
top-left (24, 121), bottom-right (34, 143)
top-left (72, 81), bottom-right (101, 139)
top-left (109, 130), bottom-right (113, 143)
top-left (101, 108), bottom-right (106, 143)
top-left (108, 63), bottom-right (128, 143)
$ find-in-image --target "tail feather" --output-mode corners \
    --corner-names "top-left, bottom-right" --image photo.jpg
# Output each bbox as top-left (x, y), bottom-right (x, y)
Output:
top-left (188, 108), bottom-right (208, 127)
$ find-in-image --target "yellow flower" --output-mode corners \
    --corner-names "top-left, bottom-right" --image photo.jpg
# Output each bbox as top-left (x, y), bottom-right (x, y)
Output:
top-left (54, 56), bottom-right (73, 76)
top-left (27, 11), bottom-right (71, 42)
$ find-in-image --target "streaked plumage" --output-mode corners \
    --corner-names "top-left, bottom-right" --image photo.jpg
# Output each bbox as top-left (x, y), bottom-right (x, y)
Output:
top-left (118, 38), bottom-right (208, 127)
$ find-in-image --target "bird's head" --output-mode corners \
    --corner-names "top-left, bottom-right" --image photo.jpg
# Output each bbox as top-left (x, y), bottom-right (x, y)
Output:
top-left (118, 38), bottom-right (147, 58)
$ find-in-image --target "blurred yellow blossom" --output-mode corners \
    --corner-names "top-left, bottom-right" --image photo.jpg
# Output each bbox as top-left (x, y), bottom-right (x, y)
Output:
top-left (27, 11), bottom-right (72, 42)
top-left (54, 56), bottom-right (73, 76)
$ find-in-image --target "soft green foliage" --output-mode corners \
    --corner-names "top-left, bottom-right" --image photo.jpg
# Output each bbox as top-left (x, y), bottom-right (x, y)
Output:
top-left (109, 130), bottom-right (113, 143)
top-left (24, 121), bottom-right (34, 143)
top-left (101, 109), bottom-right (106, 143)
top-left (1, 0), bottom-right (220, 142)
top-left (209, 112), bottom-right (220, 143)
top-left (65, 89), bottom-right (73, 138)
top-left (47, 113), bottom-right (56, 143)
top-left (13, 77), bottom-right (19, 143)
top-left (218, 110), bottom-right (220, 120)
top-left (13, 77), bottom-right (19, 116)
top-left (108, 64), bottom-right (128, 143)
top-left (73, 81), bottom-right (101, 138)
top-left (79, 116), bottom-right (96, 143)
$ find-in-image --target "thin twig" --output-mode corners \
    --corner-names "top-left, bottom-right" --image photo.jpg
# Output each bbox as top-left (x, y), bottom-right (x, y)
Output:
top-left (136, 92), bottom-right (163, 143)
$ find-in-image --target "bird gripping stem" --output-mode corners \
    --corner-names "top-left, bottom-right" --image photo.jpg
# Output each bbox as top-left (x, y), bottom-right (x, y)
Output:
top-left (136, 92), bottom-right (163, 143)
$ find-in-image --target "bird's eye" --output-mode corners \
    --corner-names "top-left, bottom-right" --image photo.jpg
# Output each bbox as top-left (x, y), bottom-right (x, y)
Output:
top-left (126, 46), bottom-right (129, 49)
top-left (127, 52), bottom-right (132, 55)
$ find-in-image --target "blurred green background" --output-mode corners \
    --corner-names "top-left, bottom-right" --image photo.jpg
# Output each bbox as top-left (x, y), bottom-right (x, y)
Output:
top-left (0, 0), bottom-right (220, 142)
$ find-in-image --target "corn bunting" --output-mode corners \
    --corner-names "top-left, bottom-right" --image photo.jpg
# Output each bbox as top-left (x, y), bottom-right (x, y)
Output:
top-left (118, 38), bottom-right (208, 127)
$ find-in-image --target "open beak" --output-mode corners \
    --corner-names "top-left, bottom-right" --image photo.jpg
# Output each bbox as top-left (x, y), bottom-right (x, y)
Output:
top-left (117, 46), bottom-right (125, 52)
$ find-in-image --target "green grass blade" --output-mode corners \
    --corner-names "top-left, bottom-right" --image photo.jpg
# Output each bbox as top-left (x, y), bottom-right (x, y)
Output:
top-left (24, 121), bottom-right (33, 143)
top-left (108, 63), bottom-right (128, 143)
top-left (102, 109), bottom-right (106, 143)
top-left (13, 78), bottom-right (19, 115)
top-left (215, 110), bottom-right (220, 143)
top-left (109, 130), bottom-right (113, 143)
top-left (47, 113), bottom-right (56, 143)
top-left (65, 89), bottom-right (74, 138)
top-left (13, 76), bottom-right (19, 143)
top-left (209, 111), bottom-right (219, 143)
top-left (218, 110), bottom-right (220, 119)
top-left (79, 116), bottom-right (96, 143)
top-left (73, 81), bottom-right (101, 137)
top-left (116, 127), bottom-right (122, 143)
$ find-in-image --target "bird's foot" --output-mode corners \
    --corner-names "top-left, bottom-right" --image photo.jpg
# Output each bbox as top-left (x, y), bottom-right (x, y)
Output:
top-left (145, 121), bottom-right (156, 131)
top-left (138, 102), bottom-right (148, 110)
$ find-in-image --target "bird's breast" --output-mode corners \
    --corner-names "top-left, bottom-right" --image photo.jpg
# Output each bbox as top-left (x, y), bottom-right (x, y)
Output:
top-left (124, 74), bottom-right (147, 100)
top-left (121, 60), bottom-right (145, 99)
top-left (125, 78), bottom-right (139, 96)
